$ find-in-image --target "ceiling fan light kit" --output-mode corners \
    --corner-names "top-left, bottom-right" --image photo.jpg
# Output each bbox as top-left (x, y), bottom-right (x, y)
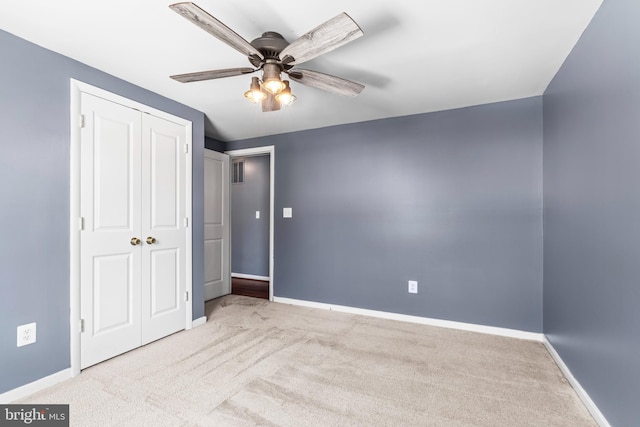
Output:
top-left (169, 2), bottom-right (365, 112)
top-left (261, 62), bottom-right (286, 94)
top-left (243, 76), bottom-right (266, 103)
top-left (276, 81), bottom-right (297, 106)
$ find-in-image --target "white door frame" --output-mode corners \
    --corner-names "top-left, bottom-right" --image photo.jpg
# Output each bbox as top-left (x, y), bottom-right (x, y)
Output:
top-left (225, 146), bottom-right (275, 301)
top-left (69, 79), bottom-right (193, 376)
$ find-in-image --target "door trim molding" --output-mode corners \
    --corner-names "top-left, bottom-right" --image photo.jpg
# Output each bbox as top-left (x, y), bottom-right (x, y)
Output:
top-left (69, 79), bottom-right (193, 376)
top-left (226, 146), bottom-right (275, 301)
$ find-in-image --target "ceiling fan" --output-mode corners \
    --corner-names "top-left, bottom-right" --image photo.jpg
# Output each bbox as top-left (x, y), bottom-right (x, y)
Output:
top-left (169, 2), bottom-right (365, 112)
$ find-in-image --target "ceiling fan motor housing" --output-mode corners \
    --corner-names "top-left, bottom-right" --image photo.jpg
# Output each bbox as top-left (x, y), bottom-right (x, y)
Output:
top-left (249, 32), bottom-right (290, 68)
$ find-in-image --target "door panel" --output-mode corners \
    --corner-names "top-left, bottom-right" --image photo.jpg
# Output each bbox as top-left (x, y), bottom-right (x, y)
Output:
top-left (150, 249), bottom-right (179, 315)
top-left (204, 239), bottom-right (222, 283)
top-left (80, 93), bottom-right (142, 369)
top-left (204, 149), bottom-right (230, 301)
top-left (93, 116), bottom-right (135, 230)
top-left (149, 130), bottom-right (179, 229)
top-left (92, 253), bottom-right (134, 334)
top-left (141, 114), bottom-right (186, 344)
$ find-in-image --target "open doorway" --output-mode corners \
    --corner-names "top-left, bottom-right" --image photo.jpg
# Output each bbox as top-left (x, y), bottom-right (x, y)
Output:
top-left (226, 146), bottom-right (275, 301)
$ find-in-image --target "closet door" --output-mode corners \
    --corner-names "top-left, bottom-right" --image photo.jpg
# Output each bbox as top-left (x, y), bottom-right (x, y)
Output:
top-left (141, 114), bottom-right (187, 344)
top-left (79, 94), bottom-right (188, 369)
top-left (80, 93), bottom-right (143, 369)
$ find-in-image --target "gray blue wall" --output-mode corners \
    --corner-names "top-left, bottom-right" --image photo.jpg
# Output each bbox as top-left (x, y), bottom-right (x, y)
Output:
top-left (543, 0), bottom-right (640, 425)
top-left (226, 97), bottom-right (544, 332)
top-left (204, 136), bottom-right (225, 153)
top-left (0, 29), bottom-right (205, 394)
top-left (231, 156), bottom-right (271, 277)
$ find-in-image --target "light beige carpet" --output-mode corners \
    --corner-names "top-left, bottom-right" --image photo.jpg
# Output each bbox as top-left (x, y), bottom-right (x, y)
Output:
top-left (21, 295), bottom-right (596, 426)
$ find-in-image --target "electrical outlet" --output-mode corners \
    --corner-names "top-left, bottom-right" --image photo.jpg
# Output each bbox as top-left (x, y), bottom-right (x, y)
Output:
top-left (17, 322), bottom-right (36, 347)
top-left (408, 280), bottom-right (418, 294)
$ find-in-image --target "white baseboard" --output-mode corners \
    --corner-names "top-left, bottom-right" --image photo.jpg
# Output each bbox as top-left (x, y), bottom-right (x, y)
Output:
top-left (231, 273), bottom-right (270, 281)
top-left (191, 316), bottom-right (207, 328)
top-left (273, 297), bottom-right (544, 342)
top-left (543, 338), bottom-right (610, 427)
top-left (0, 368), bottom-right (72, 404)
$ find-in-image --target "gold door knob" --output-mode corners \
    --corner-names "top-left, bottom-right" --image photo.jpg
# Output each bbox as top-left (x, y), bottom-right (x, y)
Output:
top-left (146, 237), bottom-right (157, 244)
top-left (130, 237), bottom-right (141, 246)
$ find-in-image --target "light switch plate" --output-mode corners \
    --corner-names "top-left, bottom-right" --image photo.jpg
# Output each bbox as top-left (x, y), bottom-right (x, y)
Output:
top-left (283, 207), bottom-right (292, 218)
top-left (256, 210), bottom-right (260, 219)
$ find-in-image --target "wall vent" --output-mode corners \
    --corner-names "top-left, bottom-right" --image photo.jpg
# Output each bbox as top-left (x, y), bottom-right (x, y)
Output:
top-left (232, 160), bottom-right (244, 184)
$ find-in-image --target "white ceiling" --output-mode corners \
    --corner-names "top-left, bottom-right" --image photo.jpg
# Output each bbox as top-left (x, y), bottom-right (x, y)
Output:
top-left (1, 0), bottom-right (602, 141)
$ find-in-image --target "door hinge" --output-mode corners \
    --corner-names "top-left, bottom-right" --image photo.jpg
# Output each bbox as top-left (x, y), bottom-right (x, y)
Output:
top-left (184, 217), bottom-right (189, 228)
top-left (79, 114), bottom-right (85, 128)
top-left (79, 216), bottom-right (85, 231)
top-left (184, 144), bottom-right (189, 154)
top-left (185, 291), bottom-right (189, 302)
top-left (80, 319), bottom-right (85, 333)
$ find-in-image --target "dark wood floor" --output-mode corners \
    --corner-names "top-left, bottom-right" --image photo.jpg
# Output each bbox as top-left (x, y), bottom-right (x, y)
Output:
top-left (231, 277), bottom-right (269, 300)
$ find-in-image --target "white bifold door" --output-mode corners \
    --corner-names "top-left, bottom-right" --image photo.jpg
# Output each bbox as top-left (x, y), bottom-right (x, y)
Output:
top-left (80, 92), bottom-right (188, 369)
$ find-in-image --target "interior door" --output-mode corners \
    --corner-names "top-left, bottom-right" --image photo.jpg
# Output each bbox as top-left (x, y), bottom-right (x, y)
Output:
top-left (204, 149), bottom-right (230, 301)
top-left (80, 93), bottom-right (143, 368)
top-left (141, 114), bottom-right (187, 343)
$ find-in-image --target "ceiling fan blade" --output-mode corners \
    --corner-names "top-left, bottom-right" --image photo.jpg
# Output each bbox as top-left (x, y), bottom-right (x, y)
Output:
top-left (287, 69), bottom-right (364, 97)
top-left (169, 2), bottom-right (263, 60)
top-left (279, 13), bottom-right (363, 65)
top-left (170, 67), bottom-right (256, 83)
